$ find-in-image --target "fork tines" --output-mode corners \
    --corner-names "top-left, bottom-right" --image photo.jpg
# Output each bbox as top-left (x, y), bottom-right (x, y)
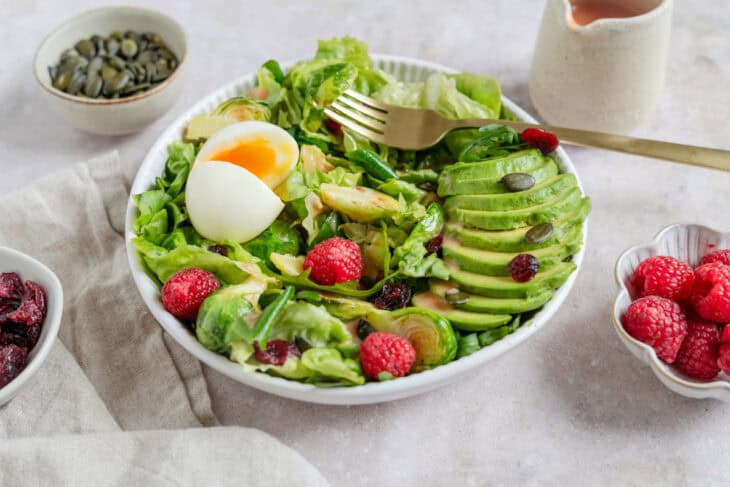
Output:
top-left (323, 89), bottom-right (388, 143)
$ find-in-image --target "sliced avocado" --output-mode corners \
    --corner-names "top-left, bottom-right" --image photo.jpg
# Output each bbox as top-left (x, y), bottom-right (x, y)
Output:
top-left (439, 149), bottom-right (543, 182)
top-left (429, 280), bottom-right (554, 314)
top-left (444, 174), bottom-right (577, 211)
top-left (445, 199), bottom-right (591, 252)
top-left (320, 295), bottom-right (457, 371)
top-left (441, 232), bottom-right (583, 276)
top-left (448, 261), bottom-right (577, 298)
top-left (412, 293), bottom-right (512, 331)
top-left (442, 235), bottom-right (583, 276)
top-left (438, 158), bottom-right (558, 197)
top-left (447, 188), bottom-right (585, 230)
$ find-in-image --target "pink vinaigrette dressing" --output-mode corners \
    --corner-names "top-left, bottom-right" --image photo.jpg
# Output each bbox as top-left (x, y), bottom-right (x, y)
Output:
top-left (570, 1), bottom-right (649, 26)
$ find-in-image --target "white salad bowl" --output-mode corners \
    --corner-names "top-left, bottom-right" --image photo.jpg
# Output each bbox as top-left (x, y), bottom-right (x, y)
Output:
top-left (0, 247), bottom-right (63, 407)
top-left (125, 55), bottom-right (589, 405)
top-left (613, 224), bottom-right (730, 401)
top-left (33, 6), bottom-right (187, 135)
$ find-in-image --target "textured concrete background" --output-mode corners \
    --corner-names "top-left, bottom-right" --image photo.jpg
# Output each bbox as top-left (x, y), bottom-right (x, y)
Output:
top-left (2, 0), bottom-right (730, 485)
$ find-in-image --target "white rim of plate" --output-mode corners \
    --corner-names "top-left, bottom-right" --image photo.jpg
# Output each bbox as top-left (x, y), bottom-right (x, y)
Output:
top-left (125, 54), bottom-right (589, 404)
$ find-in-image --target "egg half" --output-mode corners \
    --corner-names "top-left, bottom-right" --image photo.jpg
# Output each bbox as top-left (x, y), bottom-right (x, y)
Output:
top-left (185, 161), bottom-right (285, 243)
top-left (194, 121), bottom-right (299, 189)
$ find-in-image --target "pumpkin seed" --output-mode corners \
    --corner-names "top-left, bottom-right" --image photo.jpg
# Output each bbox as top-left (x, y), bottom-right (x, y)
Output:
top-left (53, 70), bottom-right (72, 91)
top-left (500, 173), bottom-right (536, 192)
top-left (74, 39), bottom-right (95, 59)
top-left (101, 64), bottom-right (118, 82)
top-left (445, 288), bottom-right (469, 305)
top-left (65, 71), bottom-right (86, 95)
top-left (87, 56), bottom-right (103, 74)
top-left (121, 38), bottom-right (138, 59)
top-left (106, 38), bottom-right (119, 56)
top-left (525, 223), bottom-right (554, 244)
top-left (104, 71), bottom-right (130, 96)
top-left (48, 31), bottom-right (178, 99)
top-left (109, 55), bottom-right (126, 71)
top-left (83, 73), bottom-right (103, 97)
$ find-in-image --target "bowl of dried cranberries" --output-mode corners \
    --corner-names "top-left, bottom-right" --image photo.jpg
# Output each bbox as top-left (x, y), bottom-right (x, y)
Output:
top-left (0, 247), bottom-right (63, 406)
top-left (613, 224), bottom-right (730, 401)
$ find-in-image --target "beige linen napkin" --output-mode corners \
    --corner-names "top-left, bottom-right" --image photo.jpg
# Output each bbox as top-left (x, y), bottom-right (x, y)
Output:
top-left (0, 152), bottom-right (327, 486)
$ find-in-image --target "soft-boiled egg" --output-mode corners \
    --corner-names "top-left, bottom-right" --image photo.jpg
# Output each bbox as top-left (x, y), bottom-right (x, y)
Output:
top-left (194, 121), bottom-right (299, 189)
top-left (186, 161), bottom-right (285, 243)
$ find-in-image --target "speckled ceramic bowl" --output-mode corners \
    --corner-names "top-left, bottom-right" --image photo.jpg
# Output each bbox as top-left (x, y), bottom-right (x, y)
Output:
top-left (33, 6), bottom-right (187, 135)
top-left (613, 224), bottom-right (730, 401)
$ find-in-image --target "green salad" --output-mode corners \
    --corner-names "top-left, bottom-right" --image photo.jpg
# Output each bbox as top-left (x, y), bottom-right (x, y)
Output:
top-left (132, 37), bottom-right (591, 386)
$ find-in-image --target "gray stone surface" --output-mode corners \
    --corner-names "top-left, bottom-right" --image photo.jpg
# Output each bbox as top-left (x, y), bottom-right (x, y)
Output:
top-left (2, 0), bottom-right (730, 484)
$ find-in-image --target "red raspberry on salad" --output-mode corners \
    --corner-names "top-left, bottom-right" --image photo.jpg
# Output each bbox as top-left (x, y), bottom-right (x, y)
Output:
top-left (304, 237), bottom-right (362, 286)
top-left (630, 255), bottom-right (694, 301)
top-left (520, 128), bottom-right (559, 154)
top-left (162, 268), bottom-right (220, 321)
top-left (360, 332), bottom-right (416, 380)
top-left (622, 296), bottom-right (688, 363)
top-left (690, 262), bottom-right (730, 323)
top-left (674, 319), bottom-right (720, 380)
top-left (699, 249), bottom-right (730, 267)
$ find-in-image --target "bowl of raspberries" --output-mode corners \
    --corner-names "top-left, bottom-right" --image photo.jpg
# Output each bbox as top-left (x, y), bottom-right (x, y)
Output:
top-left (614, 224), bottom-right (730, 400)
top-left (0, 247), bottom-right (63, 406)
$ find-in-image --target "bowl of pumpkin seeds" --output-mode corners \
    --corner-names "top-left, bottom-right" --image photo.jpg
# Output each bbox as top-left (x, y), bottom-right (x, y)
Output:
top-left (33, 6), bottom-right (186, 135)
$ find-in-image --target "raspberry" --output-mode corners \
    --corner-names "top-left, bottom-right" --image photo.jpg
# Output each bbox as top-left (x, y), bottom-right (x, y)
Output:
top-left (718, 325), bottom-right (730, 375)
top-left (360, 332), bottom-right (416, 380)
top-left (372, 282), bottom-right (412, 311)
top-left (690, 263), bottom-right (730, 322)
top-left (622, 296), bottom-right (688, 363)
top-left (162, 268), bottom-right (220, 321)
top-left (303, 237), bottom-right (362, 286)
top-left (674, 320), bottom-right (720, 380)
top-left (509, 254), bottom-right (539, 282)
top-left (0, 344), bottom-right (28, 388)
top-left (630, 255), bottom-right (694, 300)
top-left (254, 340), bottom-right (300, 366)
top-left (699, 249), bottom-right (730, 267)
top-left (520, 128), bottom-right (559, 154)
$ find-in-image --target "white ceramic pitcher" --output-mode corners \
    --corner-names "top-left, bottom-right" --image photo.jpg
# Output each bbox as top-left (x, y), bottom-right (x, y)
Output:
top-left (529, 0), bottom-right (673, 132)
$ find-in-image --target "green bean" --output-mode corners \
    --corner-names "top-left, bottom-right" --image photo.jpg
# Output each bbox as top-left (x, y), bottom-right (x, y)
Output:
top-left (456, 333), bottom-right (480, 358)
top-left (253, 285), bottom-right (295, 347)
top-left (345, 149), bottom-right (397, 181)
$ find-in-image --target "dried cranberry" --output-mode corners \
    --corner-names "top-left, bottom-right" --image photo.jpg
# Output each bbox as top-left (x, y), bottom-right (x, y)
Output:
top-left (373, 282), bottom-right (412, 310)
top-left (357, 320), bottom-right (375, 341)
top-left (520, 128), bottom-right (559, 154)
top-left (0, 344), bottom-right (28, 387)
top-left (0, 273), bottom-right (23, 304)
top-left (254, 340), bottom-right (301, 366)
top-left (207, 245), bottom-right (228, 257)
top-left (0, 333), bottom-right (27, 348)
top-left (6, 281), bottom-right (46, 327)
top-left (325, 118), bottom-right (343, 138)
top-left (425, 234), bottom-right (444, 256)
top-left (509, 254), bottom-right (540, 282)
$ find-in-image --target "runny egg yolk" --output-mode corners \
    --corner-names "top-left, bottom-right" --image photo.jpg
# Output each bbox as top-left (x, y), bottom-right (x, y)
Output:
top-left (204, 139), bottom-right (277, 181)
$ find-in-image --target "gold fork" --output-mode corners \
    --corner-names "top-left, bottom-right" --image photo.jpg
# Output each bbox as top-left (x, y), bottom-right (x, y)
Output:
top-left (323, 89), bottom-right (730, 172)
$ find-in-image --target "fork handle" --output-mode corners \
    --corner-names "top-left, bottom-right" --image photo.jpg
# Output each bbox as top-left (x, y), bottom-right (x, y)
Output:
top-left (452, 119), bottom-right (730, 172)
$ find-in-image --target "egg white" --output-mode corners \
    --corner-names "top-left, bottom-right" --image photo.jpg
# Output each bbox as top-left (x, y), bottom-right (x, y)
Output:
top-left (185, 161), bottom-right (285, 243)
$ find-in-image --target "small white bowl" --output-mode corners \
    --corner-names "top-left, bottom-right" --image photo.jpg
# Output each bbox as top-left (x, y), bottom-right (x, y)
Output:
top-left (612, 224), bottom-right (730, 401)
top-left (0, 247), bottom-right (63, 406)
top-left (33, 6), bottom-right (187, 135)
